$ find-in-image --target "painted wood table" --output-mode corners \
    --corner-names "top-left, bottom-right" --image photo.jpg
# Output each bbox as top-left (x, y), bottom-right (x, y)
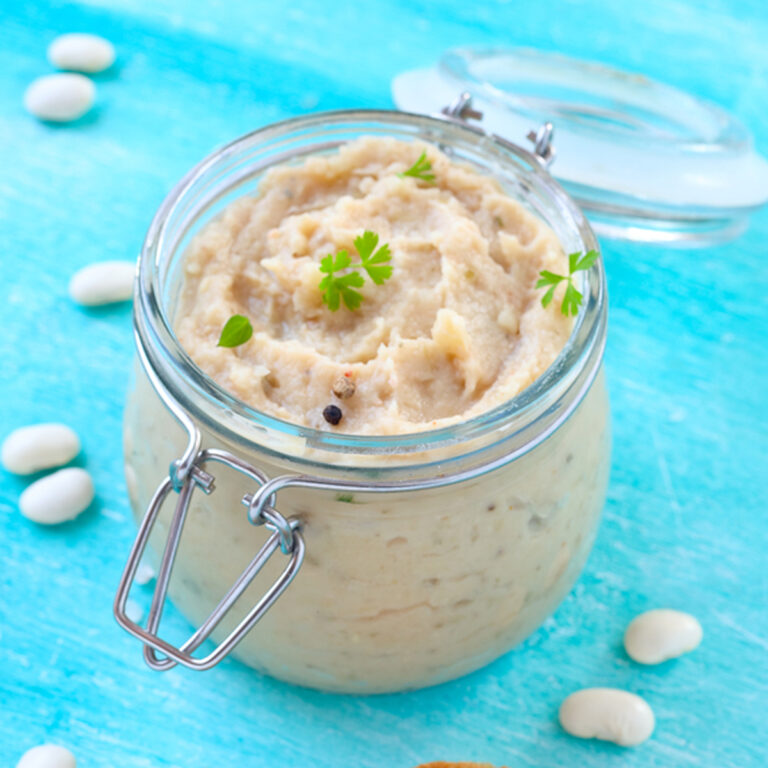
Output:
top-left (1, 1), bottom-right (766, 766)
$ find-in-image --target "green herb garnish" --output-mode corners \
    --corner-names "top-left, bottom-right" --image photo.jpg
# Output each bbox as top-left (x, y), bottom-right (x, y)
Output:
top-left (217, 314), bottom-right (253, 347)
top-left (319, 230), bottom-right (393, 311)
top-left (398, 151), bottom-right (435, 184)
top-left (536, 250), bottom-right (598, 316)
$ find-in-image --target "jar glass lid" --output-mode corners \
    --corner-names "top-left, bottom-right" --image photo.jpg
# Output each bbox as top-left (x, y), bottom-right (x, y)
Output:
top-left (392, 47), bottom-right (768, 246)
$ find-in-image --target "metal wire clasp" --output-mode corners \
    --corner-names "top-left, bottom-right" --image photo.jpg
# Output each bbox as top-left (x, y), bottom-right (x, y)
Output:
top-left (114, 447), bottom-right (305, 671)
top-left (526, 122), bottom-right (556, 167)
top-left (114, 335), bottom-right (304, 671)
top-left (441, 92), bottom-right (556, 168)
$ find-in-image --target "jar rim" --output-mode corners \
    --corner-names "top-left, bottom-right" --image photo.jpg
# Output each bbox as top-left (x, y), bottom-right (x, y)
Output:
top-left (135, 108), bottom-right (606, 465)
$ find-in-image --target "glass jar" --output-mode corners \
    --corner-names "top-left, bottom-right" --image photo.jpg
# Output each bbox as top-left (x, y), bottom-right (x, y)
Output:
top-left (118, 109), bottom-right (609, 694)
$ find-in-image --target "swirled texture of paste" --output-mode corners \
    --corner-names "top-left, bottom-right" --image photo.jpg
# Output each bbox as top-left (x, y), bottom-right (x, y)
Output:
top-left (176, 137), bottom-right (572, 434)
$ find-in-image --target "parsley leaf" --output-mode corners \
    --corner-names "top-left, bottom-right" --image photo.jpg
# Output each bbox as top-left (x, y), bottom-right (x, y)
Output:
top-left (562, 282), bottom-right (583, 317)
top-left (398, 151), bottom-right (436, 184)
top-left (575, 250), bottom-right (599, 272)
top-left (353, 231), bottom-right (379, 261)
top-left (319, 231), bottom-right (393, 311)
top-left (334, 271), bottom-right (365, 310)
top-left (217, 314), bottom-right (253, 347)
top-left (537, 249), bottom-right (598, 316)
top-left (540, 284), bottom-right (558, 308)
top-left (354, 231), bottom-right (393, 285)
top-left (535, 270), bottom-right (566, 288)
top-left (319, 250), bottom-right (366, 310)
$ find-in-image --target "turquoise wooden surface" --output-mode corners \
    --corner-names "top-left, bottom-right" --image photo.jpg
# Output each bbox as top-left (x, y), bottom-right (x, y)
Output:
top-left (1, 0), bottom-right (766, 765)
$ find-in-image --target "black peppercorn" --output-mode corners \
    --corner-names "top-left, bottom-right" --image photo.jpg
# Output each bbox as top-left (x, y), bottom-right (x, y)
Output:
top-left (322, 404), bottom-right (343, 425)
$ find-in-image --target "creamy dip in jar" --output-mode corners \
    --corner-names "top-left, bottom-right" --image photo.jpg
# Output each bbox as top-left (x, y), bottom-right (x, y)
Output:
top-left (120, 110), bottom-right (610, 693)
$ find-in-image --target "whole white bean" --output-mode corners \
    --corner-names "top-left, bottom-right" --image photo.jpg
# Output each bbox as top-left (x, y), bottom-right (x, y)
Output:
top-left (24, 74), bottom-right (95, 122)
top-left (125, 598), bottom-right (144, 624)
top-left (68, 260), bottom-right (135, 306)
top-left (48, 33), bottom-right (115, 73)
top-left (134, 560), bottom-right (156, 586)
top-left (624, 609), bottom-right (703, 664)
top-left (17, 744), bottom-right (76, 768)
top-left (559, 688), bottom-right (655, 747)
top-left (19, 468), bottom-right (94, 525)
top-left (2, 424), bottom-right (81, 475)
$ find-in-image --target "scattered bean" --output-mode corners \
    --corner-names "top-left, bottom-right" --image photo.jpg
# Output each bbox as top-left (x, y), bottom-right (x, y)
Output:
top-left (2, 424), bottom-right (80, 475)
top-left (332, 375), bottom-right (356, 399)
top-left (24, 74), bottom-right (95, 122)
top-left (559, 688), bottom-right (655, 747)
top-left (68, 260), bottom-right (135, 306)
top-left (19, 468), bottom-right (94, 525)
top-left (134, 560), bottom-right (156, 586)
top-left (624, 609), bottom-right (703, 664)
top-left (125, 598), bottom-right (144, 624)
top-left (48, 33), bottom-right (115, 73)
top-left (16, 744), bottom-right (76, 768)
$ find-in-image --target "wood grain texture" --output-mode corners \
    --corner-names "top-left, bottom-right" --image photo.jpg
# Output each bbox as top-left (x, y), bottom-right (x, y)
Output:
top-left (1, 0), bottom-right (766, 766)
